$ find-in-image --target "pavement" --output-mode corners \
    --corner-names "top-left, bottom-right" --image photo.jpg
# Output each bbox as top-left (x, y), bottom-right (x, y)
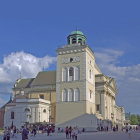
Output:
top-left (0, 131), bottom-right (140, 140)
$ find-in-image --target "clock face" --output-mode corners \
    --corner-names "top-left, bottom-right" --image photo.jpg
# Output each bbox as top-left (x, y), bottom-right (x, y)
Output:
top-left (62, 56), bottom-right (80, 64)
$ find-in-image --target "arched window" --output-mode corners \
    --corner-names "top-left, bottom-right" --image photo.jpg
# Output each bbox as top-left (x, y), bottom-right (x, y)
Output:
top-left (69, 88), bottom-right (74, 102)
top-left (25, 108), bottom-right (30, 113)
top-left (62, 68), bottom-right (67, 81)
top-left (75, 88), bottom-right (80, 101)
top-left (62, 89), bottom-right (68, 102)
top-left (72, 38), bottom-right (76, 44)
top-left (75, 66), bottom-right (80, 80)
top-left (78, 38), bottom-right (82, 44)
top-left (69, 67), bottom-right (74, 81)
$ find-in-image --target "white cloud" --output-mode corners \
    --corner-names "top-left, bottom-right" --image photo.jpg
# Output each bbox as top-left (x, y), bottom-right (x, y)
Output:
top-left (0, 51), bottom-right (56, 95)
top-left (95, 49), bottom-right (140, 114)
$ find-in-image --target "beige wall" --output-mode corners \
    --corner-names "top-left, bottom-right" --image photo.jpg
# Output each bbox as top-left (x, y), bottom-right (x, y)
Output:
top-left (56, 101), bottom-right (86, 125)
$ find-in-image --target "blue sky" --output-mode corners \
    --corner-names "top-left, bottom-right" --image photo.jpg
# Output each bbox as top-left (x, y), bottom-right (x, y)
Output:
top-left (0, 0), bottom-right (140, 114)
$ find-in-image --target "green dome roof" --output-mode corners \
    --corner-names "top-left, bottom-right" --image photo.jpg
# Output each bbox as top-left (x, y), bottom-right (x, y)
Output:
top-left (70, 31), bottom-right (84, 35)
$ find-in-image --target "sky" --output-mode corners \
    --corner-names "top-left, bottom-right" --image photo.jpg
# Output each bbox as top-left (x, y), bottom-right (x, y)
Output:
top-left (0, 0), bottom-right (140, 114)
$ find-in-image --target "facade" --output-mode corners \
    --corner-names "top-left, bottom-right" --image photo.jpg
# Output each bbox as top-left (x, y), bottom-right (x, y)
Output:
top-left (2, 30), bottom-right (125, 130)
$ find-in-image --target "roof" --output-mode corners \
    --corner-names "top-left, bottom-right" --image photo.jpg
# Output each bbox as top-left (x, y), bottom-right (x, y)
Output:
top-left (31, 71), bottom-right (56, 86)
top-left (14, 78), bottom-right (34, 89)
top-left (70, 30), bottom-right (84, 35)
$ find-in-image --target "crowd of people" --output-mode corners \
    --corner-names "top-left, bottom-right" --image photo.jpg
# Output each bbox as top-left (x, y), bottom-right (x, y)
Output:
top-left (65, 126), bottom-right (79, 140)
top-left (2, 124), bottom-right (55, 140)
top-left (2, 124), bottom-right (140, 140)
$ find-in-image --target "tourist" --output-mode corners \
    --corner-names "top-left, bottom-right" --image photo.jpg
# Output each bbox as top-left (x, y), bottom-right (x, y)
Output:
top-left (65, 126), bottom-right (69, 139)
top-left (22, 126), bottom-right (28, 140)
top-left (128, 127), bottom-right (132, 139)
top-left (69, 126), bottom-right (72, 139)
top-left (6, 127), bottom-right (11, 140)
top-left (72, 127), bottom-right (75, 140)
top-left (74, 127), bottom-right (78, 140)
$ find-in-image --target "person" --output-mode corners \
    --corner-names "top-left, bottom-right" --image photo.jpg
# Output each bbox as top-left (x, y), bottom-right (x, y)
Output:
top-left (33, 126), bottom-right (37, 136)
top-left (128, 127), bottom-right (132, 139)
top-left (6, 127), bottom-right (11, 140)
top-left (74, 127), bottom-right (78, 140)
top-left (72, 127), bottom-right (75, 140)
top-left (69, 126), bottom-right (72, 139)
top-left (65, 126), bottom-right (69, 139)
top-left (22, 126), bottom-right (28, 140)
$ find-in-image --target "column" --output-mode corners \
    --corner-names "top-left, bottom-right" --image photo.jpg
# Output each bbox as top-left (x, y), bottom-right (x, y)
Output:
top-left (100, 91), bottom-right (105, 119)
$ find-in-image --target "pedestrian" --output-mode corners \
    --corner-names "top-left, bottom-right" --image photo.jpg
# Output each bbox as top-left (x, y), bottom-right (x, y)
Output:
top-left (128, 127), bottom-right (132, 139)
top-left (65, 126), bottom-right (69, 139)
top-left (22, 126), bottom-right (28, 140)
top-left (74, 127), bottom-right (78, 140)
top-left (69, 126), bottom-right (72, 139)
top-left (6, 127), bottom-right (11, 140)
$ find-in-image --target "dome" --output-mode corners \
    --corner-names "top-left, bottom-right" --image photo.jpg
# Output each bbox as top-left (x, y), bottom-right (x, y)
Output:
top-left (70, 31), bottom-right (84, 35)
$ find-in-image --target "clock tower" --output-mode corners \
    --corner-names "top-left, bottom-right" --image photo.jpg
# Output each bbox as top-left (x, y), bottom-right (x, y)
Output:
top-left (56, 30), bottom-right (100, 129)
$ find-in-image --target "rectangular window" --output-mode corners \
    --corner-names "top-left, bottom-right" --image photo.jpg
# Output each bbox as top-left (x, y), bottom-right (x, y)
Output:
top-left (40, 94), bottom-right (44, 99)
top-left (96, 105), bottom-right (100, 111)
top-left (11, 112), bottom-right (14, 119)
top-left (90, 90), bottom-right (92, 99)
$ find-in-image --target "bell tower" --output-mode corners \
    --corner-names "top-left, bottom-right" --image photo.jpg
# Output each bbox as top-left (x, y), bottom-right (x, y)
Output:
top-left (56, 30), bottom-right (97, 128)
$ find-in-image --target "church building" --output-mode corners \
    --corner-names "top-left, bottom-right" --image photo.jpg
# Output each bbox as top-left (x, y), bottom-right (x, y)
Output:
top-left (2, 30), bottom-right (125, 130)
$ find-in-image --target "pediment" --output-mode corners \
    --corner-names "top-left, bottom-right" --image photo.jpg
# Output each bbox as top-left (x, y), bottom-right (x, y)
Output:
top-left (108, 77), bottom-right (117, 92)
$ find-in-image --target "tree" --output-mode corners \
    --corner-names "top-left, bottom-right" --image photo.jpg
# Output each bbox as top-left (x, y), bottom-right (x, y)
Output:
top-left (130, 114), bottom-right (138, 125)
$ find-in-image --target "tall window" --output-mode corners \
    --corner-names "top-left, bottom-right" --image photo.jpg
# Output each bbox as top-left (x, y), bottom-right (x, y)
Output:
top-left (96, 105), bottom-right (100, 111)
top-left (69, 67), bottom-right (74, 81)
top-left (72, 38), bottom-right (76, 44)
top-left (89, 70), bottom-right (92, 79)
top-left (78, 38), bottom-right (82, 44)
top-left (11, 112), bottom-right (14, 119)
top-left (90, 90), bottom-right (92, 99)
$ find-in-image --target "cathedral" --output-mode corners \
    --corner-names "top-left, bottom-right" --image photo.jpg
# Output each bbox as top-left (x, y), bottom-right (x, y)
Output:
top-left (1, 30), bottom-right (125, 130)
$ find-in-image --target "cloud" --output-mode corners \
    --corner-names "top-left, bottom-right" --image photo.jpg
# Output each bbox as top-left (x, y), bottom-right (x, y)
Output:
top-left (0, 51), bottom-right (56, 96)
top-left (95, 49), bottom-right (140, 114)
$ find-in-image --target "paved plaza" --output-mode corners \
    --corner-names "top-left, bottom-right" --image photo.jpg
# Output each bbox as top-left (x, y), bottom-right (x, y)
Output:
top-left (0, 131), bottom-right (140, 140)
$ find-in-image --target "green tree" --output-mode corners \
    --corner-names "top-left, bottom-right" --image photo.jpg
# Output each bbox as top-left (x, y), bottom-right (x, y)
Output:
top-left (136, 115), bottom-right (140, 125)
top-left (130, 114), bottom-right (138, 125)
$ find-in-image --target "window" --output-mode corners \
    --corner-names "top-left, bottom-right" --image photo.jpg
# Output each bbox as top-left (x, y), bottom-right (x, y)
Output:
top-left (11, 112), bottom-right (14, 119)
top-left (25, 108), bottom-right (30, 113)
top-left (40, 94), bottom-right (44, 99)
top-left (72, 38), bottom-right (76, 44)
top-left (69, 67), bottom-right (74, 76)
top-left (43, 109), bottom-right (46, 113)
top-left (90, 90), bottom-right (92, 99)
top-left (96, 105), bottom-right (100, 111)
top-left (78, 38), bottom-right (82, 44)
top-left (70, 58), bottom-right (73, 62)
top-left (89, 70), bottom-right (91, 79)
